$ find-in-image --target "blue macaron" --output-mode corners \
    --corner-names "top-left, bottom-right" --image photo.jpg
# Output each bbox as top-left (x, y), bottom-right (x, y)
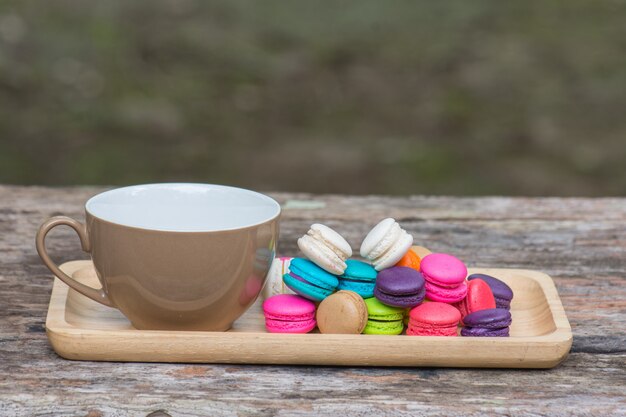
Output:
top-left (283, 258), bottom-right (339, 301)
top-left (337, 260), bottom-right (378, 298)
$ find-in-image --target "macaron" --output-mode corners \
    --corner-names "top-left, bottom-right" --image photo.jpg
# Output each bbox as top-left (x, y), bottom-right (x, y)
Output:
top-left (421, 253), bottom-right (468, 288)
top-left (360, 218), bottom-right (414, 271)
top-left (461, 308), bottom-right (512, 337)
top-left (363, 297), bottom-right (404, 335)
top-left (410, 245), bottom-right (432, 259)
top-left (420, 253), bottom-right (468, 303)
top-left (262, 257), bottom-right (295, 299)
top-left (424, 281), bottom-right (467, 303)
top-left (283, 258), bottom-right (339, 302)
top-left (455, 278), bottom-right (496, 323)
top-left (395, 248), bottom-right (422, 271)
top-left (316, 291), bottom-right (368, 334)
top-left (461, 326), bottom-right (510, 337)
top-left (298, 224), bottom-right (352, 275)
top-left (337, 259), bottom-right (378, 298)
top-left (407, 302), bottom-right (461, 336)
top-left (262, 294), bottom-right (317, 333)
top-left (467, 273), bottom-right (514, 310)
top-left (374, 266), bottom-right (425, 308)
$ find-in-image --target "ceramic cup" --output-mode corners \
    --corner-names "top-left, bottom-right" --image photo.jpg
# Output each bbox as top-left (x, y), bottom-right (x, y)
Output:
top-left (36, 183), bottom-right (280, 331)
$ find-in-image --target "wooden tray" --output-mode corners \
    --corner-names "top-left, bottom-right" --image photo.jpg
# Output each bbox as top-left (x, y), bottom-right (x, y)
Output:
top-left (46, 260), bottom-right (572, 368)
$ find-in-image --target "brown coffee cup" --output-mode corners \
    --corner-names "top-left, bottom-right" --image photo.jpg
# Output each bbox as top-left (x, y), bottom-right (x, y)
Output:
top-left (36, 183), bottom-right (280, 331)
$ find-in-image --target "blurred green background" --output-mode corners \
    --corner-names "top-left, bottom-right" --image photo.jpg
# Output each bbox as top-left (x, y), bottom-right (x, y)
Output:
top-left (1, 1), bottom-right (625, 195)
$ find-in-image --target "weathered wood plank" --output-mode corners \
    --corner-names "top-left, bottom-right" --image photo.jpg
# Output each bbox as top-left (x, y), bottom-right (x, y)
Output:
top-left (0, 353), bottom-right (625, 416)
top-left (0, 186), bottom-right (625, 416)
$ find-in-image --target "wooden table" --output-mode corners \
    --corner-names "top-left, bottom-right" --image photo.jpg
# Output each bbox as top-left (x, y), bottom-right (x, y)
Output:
top-left (1, 185), bottom-right (624, 416)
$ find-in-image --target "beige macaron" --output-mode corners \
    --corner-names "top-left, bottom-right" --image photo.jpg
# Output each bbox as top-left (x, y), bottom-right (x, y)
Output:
top-left (297, 223), bottom-right (352, 275)
top-left (360, 218), bottom-right (413, 271)
top-left (411, 245), bottom-right (432, 259)
top-left (316, 290), bottom-right (368, 334)
top-left (261, 257), bottom-right (295, 299)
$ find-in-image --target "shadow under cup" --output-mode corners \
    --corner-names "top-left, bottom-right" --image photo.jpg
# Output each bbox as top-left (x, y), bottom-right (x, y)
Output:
top-left (36, 183), bottom-right (281, 331)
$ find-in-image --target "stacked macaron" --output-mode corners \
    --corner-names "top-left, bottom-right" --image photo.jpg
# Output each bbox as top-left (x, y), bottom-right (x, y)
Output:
top-left (457, 274), bottom-right (514, 337)
top-left (263, 223), bottom-right (356, 333)
top-left (359, 219), bottom-right (428, 335)
top-left (261, 218), bottom-right (515, 336)
top-left (264, 218), bottom-right (421, 334)
top-left (281, 224), bottom-right (350, 301)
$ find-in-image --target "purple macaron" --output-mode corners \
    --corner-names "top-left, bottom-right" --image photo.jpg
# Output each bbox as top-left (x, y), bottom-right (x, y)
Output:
top-left (374, 266), bottom-right (425, 308)
top-left (468, 274), bottom-right (513, 310)
top-left (461, 308), bottom-right (512, 337)
top-left (461, 326), bottom-right (510, 337)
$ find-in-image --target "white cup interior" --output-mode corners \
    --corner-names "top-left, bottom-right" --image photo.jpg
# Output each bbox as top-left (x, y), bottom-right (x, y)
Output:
top-left (85, 183), bottom-right (281, 232)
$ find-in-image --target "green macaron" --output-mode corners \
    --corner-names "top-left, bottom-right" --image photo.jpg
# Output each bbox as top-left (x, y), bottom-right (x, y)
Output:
top-left (363, 297), bottom-right (404, 335)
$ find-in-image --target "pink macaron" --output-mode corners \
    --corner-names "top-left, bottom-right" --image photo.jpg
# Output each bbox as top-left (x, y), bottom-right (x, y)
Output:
top-left (421, 253), bottom-right (468, 303)
top-left (455, 278), bottom-right (496, 324)
top-left (262, 294), bottom-right (317, 333)
top-left (424, 280), bottom-right (468, 303)
top-left (407, 302), bottom-right (461, 336)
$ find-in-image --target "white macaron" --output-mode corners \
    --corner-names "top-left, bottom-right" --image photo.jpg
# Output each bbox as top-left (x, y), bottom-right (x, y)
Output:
top-left (297, 223), bottom-right (352, 275)
top-left (261, 257), bottom-right (295, 299)
top-left (360, 218), bottom-right (414, 271)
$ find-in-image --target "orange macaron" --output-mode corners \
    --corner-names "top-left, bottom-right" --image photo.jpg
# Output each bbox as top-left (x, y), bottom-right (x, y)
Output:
top-left (395, 248), bottom-right (422, 271)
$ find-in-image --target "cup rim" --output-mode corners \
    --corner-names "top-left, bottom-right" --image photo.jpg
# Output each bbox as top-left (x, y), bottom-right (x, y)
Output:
top-left (85, 183), bottom-right (281, 233)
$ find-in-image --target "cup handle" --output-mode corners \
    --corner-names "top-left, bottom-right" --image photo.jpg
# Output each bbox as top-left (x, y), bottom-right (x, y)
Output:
top-left (36, 216), bottom-right (114, 307)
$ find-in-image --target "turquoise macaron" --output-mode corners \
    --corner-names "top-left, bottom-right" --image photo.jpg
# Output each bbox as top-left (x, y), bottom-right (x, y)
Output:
top-left (337, 260), bottom-right (378, 298)
top-left (283, 258), bottom-right (339, 301)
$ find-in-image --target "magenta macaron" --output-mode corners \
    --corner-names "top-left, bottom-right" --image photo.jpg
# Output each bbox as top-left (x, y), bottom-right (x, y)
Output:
top-left (262, 294), bottom-right (317, 333)
top-left (420, 253), bottom-right (468, 303)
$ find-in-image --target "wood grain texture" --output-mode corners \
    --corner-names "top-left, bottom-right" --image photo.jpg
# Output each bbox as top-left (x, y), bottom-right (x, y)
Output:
top-left (1, 185), bottom-right (625, 416)
top-left (46, 261), bottom-right (572, 368)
